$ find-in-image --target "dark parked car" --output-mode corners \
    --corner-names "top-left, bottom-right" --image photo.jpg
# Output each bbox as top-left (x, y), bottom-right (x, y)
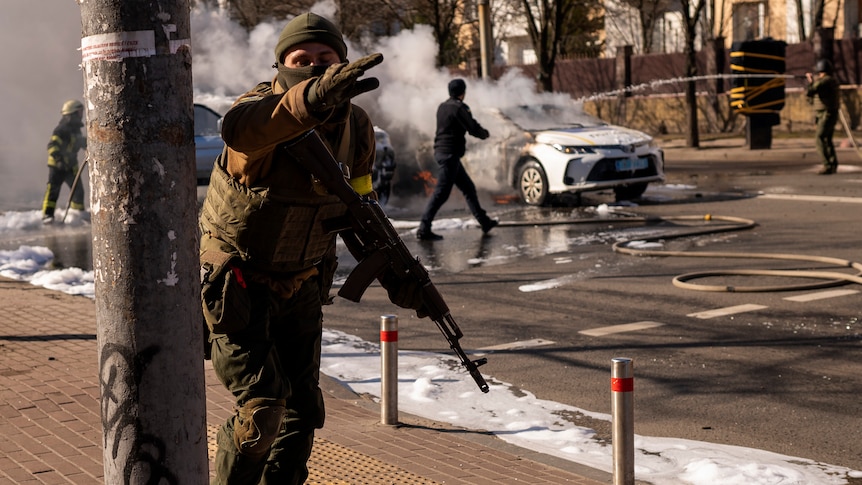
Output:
top-left (373, 126), bottom-right (396, 205)
top-left (194, 103), bottom-right (224, 184)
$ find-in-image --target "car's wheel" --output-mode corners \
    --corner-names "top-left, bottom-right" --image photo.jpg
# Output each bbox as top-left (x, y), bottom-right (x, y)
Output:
top-left (517, 160), bottom-right (549, 206)
top-left (613, 182), bottom-right (648, 201)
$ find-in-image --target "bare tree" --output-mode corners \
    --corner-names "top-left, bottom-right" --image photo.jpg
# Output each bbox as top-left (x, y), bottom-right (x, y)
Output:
top-left (603, 0), bottom-right (675, 55)
top-left (794, 0), bottom-right (808, 40)
top-left (814, 0), bottom-right (826, 29)
top-left (710, 0), bottom-right (731, 39)
top-left (520, 0), bottom-right (578, 91)
top-left (558, 0), bottom-right (604, 57)
top-left (335, 0), bottom-right (405, 48)
top-left (679, 0), bottom-right (707, 146)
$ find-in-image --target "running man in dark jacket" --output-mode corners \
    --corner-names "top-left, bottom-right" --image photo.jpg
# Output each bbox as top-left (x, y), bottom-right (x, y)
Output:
top-left (417, 78), bottom-right (497, 241)
top-left (42, 99), bottom-right (86, 224)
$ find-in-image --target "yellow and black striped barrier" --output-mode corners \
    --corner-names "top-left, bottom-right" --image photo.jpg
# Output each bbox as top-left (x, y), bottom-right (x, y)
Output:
top-left (729, 40), bottom-right (787, 116)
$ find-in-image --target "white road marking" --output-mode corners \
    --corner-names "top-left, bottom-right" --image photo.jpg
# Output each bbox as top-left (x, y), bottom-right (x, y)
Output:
top-left (783, 289), bottom-right (860, 302)
top-left (758, 193), bottom-right (862, 204)
top-left (518, 274), bottom-right (585, 292)
top-left (687, 304), bottom-right (768, 319)
top-left (579, 321), bottom-right (665, 337)
top-left (477, 338), bottom-right (555, 351)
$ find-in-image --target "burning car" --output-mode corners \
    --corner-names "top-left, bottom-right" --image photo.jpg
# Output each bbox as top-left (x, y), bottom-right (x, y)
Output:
top-left (473, 104), bottom-right (664, 206)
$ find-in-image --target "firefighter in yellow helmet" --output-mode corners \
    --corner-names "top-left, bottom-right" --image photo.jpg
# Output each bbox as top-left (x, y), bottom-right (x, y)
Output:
top-left (42, 99), bottom-right (86, 223)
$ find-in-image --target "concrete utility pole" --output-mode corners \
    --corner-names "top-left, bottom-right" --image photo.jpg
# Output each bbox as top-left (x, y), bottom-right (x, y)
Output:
top-left (79, 2), bottom-right (207, 483)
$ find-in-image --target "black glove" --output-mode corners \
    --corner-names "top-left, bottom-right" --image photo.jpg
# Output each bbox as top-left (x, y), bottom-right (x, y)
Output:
top-left (307, 53), bottom-right (384, 111)
top-left (379, 269), bottom-right (428, 318)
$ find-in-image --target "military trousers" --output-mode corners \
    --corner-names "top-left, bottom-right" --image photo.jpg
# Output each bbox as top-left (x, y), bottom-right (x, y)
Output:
top-left (210, 276), bottom-right (326, 485)
top-left (815, 110), bottom-right (839, 170)
top-left (42, 166), bottom-right (84, 217)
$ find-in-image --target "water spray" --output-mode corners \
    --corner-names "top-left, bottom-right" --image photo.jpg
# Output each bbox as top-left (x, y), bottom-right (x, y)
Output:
top-left (575, 73), bottom-right (802, 103)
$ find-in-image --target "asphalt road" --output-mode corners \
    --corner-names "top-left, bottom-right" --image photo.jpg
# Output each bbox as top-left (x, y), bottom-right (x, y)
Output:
top-left (324, 136), bottom-right (862, 473)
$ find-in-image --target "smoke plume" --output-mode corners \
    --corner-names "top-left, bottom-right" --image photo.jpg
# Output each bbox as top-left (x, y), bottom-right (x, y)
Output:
top-left (0, 0), bottom-right (578, 212)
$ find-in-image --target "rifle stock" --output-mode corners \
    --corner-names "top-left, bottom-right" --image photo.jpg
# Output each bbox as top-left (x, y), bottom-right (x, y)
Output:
top-left (284, 130), bottom-right (489, 393)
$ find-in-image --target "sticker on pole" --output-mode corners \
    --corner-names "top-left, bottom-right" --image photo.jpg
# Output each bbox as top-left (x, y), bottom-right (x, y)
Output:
top-left (82, 31), bottom-right (156, 62)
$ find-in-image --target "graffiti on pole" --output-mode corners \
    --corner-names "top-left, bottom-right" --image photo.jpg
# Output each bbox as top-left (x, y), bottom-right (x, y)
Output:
top-left (99, 342), bottom-right (178, 484)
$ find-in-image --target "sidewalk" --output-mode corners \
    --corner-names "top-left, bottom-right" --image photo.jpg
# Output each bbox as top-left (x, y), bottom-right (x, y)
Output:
top-left (0, 276), bottom-right (610, 485)
top-left (659, 132), bottom-right (862, 163)
top-left (660, 134), bottom-right (818, 159)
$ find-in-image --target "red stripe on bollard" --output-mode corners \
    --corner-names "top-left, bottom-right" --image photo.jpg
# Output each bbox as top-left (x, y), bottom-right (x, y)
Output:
top-left (612, 358), bottom-right (634, 485)
top-left (381, 315), bottom-right (399, 425)
top-left (611, 377), bottom-right (633, 392)
top-left (380, 330), bottom-right (398, 342)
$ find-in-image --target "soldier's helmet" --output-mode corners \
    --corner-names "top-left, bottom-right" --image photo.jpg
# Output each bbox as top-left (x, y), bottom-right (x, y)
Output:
top-left (815, 59), bottom-right (834, 74)
top-left (61, 99), bottom-right (84, 115)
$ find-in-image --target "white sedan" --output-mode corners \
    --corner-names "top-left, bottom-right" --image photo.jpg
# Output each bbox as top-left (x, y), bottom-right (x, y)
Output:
top-left (480, 104), bottom-right (665, 206)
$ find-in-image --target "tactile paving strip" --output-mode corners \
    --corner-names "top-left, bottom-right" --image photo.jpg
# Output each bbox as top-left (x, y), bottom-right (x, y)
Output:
top-left (207, 424), bottom-right (440, 484)
top-left (306, 438), bottom-right (440, 484)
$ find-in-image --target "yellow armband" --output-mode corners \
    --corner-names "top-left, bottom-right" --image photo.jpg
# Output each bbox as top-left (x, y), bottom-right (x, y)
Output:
top-left (350, 173), bottom-right (373, 196)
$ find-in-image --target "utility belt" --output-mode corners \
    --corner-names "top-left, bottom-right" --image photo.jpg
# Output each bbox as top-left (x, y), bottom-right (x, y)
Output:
top-left (200, 243), bottom-right (323, 337)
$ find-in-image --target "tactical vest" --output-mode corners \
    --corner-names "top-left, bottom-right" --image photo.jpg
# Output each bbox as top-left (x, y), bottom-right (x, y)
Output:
top-left (809, 76), bottom-right (840, 113)
top-left (199, 102), bottom-right (358, 273)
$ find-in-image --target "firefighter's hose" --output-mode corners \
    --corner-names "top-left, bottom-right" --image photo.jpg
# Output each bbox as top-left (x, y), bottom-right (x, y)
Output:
top-left (61, 157), bottom-right (88, 224)
top-left (498, 216), bottom-right (655, 227)
top-left (838, 109), bottom-right (862, 162)
top-left (496, 213), bottom-right (861, 292)
top-left (611, 214), bottom-right (862, 292)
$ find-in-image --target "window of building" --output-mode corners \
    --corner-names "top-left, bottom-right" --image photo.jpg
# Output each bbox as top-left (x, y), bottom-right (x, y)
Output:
top-left (733, 1), bottom-right (767, 42)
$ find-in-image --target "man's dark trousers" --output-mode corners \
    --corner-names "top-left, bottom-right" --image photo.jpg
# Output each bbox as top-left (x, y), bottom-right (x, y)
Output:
top-left (419, 153), bottom-right (491, 233)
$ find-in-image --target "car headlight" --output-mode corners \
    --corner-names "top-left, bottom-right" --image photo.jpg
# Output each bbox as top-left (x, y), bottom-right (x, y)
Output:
top-left (551, 143), bottom-right (595, 154)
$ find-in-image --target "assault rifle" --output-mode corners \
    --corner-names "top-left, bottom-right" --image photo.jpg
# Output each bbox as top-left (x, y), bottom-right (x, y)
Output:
top-left (284, 130), bottom-right (489, 393)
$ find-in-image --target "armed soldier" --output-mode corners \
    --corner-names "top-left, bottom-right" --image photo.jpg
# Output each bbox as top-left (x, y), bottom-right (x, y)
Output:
top-left (198, 13), bottom-right (423, 484)
top-left (806, 59), bottom-right (840, 175)
top-left (42, 99), bottom-right (86, 224)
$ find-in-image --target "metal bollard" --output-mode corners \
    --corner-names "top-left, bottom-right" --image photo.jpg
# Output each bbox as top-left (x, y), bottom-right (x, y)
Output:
top-left (612, 357), bottom-right (634, 485)
top-left (380, 315), bottom-right (399, 425)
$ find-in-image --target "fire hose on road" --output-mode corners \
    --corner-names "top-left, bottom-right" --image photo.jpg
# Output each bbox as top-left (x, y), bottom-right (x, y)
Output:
top-left (500, 213), bottom-right (862, 292)
top-left (610, 214), bottom-right (862, 292)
